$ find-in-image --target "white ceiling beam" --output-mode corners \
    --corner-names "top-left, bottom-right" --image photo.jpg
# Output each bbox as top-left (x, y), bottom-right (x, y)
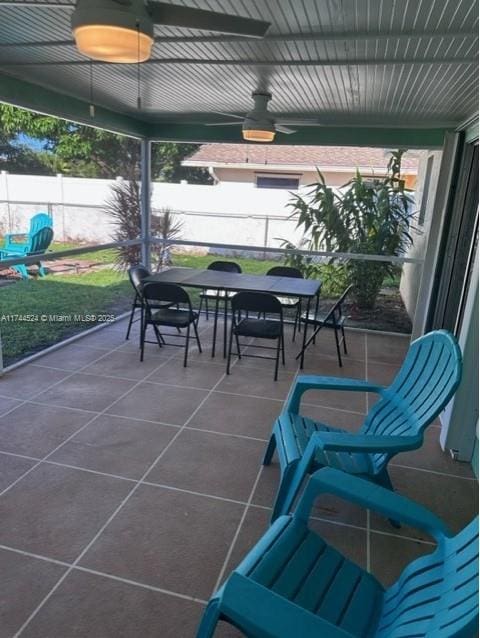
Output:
top-left (0, 29), bottom-right (477, 49)
top-left (2, 56), bottom-right (476, 67)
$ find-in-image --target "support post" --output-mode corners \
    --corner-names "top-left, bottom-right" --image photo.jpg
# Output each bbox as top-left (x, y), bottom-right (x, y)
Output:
top-left (140, 139), bottom-right (152, 269)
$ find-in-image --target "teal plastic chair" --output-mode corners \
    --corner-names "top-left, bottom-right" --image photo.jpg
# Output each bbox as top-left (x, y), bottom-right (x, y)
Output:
top-left (197, 468), bottom-right (479, 638)
top-left (1, 213), bottom-right (53, 279)
top-left (263, 330), bottom-right (462, 521)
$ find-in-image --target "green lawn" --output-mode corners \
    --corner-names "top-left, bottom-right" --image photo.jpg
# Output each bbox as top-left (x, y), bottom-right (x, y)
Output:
top-left (0, 269), bottom-right (131, 365)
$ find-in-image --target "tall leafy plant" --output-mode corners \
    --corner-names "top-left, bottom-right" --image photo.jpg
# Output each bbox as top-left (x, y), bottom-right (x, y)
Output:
top-left (287, 150), bottom-right (416, 309)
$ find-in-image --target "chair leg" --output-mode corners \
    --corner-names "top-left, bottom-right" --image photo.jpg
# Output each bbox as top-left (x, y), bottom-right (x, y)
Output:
top-left (274, 336), bottom-right (281, 381)
top-left (183, 322), bottom-right (191, 367)
top-left (140, 319), bottom-right (146, 362)
top-left (211, 295), bottom-right (220, 358)
top-left (13, 264), bottom-right (29, 279)
top-left (375, 468), bottom-right (401, 528)
top-left (341, 325), bottom-right (348, 354)
top-left (223, 296), bottom-right (229, 358)
top-left (193, 319), bottom-right (202, 353)
top-left (37, 261), bottom-right (47, 277)
top-left (195, 599), bottom-right (221, 638)
top-left (235, 332), bottom-right (241, 358)
top-left (152, 323), bottom-right (163, 348)
top-left (271, 460), bottom-right (304, 522)
top-left (226, 323), bottom-right (234, 375)
top-left (262, 433), bottom-right (277, 465)
top-left (333, 326), bottom-right (343, 367)
top-left (125, 301), bottom-right (137, 340)
top-left (292, 301), bottom-right (300, 342)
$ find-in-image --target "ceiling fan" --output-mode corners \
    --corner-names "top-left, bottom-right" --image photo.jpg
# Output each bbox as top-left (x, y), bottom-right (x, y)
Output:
top-left (71, 0), bottom-right (270, 63)
top-left (205, 92), bottom-right (322, 142)
top-left (6, 0), bottom-right (269, 63)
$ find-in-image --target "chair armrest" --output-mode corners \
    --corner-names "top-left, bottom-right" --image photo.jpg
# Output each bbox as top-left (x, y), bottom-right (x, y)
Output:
top-left (310, 431), bottom-right (420, 453)
top-left (286, 375), bottom-right (385, 414)
top-left (295, 468), bottom-right (451, 542)
top-left (221, 572), bottom-right (351, 638)
top-left (4, 233), bottom-right (28, 244)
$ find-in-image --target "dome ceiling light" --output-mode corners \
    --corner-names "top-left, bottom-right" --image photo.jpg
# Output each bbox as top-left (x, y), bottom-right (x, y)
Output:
top-left (71, 0), bottom-right (270, 64)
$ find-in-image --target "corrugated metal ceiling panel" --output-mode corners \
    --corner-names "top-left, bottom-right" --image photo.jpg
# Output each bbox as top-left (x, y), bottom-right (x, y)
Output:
top-left (0, 0), bottom-right (477, 130)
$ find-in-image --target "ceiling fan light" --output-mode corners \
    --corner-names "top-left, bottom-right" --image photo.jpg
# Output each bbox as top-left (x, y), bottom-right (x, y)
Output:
top-left (242, 115), bottom-right (275, 142)
top-left (73, 24), bottom-right (153, 63)
top-left (242, 128), bottom-right (275, 142)
top-left (72, 0), bottom-right (154, 63)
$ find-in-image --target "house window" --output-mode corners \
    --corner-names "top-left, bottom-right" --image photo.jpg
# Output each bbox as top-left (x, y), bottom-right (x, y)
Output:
top-left (256, 175), bottom-right (300, 189)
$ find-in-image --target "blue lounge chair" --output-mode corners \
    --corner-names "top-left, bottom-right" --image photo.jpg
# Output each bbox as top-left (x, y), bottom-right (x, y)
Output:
top-left (1, 213), bottom-right (54, 279)
top-left (197, 468), bottom-right (478, 638)
top-left (263, 330), bottom-right (462, 521)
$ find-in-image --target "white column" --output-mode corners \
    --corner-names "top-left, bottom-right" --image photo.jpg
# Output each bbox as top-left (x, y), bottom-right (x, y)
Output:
top-left (140, 140), bottom-right (152, 269)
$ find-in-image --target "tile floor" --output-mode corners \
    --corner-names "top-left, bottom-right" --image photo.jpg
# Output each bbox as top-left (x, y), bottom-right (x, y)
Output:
top-left (0, 316), bottom-right (477, 637)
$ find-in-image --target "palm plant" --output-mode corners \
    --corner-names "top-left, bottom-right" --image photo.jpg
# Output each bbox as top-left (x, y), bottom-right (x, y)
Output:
top-left (153, 207), bottom-right (183, 270)
top-left (105, 179), bottom-right (164, 270)
top-left (286, 150), bottom-right (416, 309)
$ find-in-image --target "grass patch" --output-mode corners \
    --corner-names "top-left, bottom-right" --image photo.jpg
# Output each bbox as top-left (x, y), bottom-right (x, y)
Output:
top-left (1, 269), bottom-right (130, 365)
top-left (49, 242), bottom-right (119, 264)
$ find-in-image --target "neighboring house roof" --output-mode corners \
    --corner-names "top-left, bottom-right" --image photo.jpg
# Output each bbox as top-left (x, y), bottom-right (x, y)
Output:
top-left (183, 144), bottom-right (419, 173)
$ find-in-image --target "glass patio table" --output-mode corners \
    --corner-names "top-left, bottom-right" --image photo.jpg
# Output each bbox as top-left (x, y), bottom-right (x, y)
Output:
top-left (145, 267), bottom-right (322, 359)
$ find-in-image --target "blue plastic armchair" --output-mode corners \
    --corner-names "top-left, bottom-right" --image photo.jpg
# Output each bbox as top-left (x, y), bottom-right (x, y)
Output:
top-left (1, 213), bottom-right (53, 279)
top-left (263, 330), bottom-right (462, 520)
top-left (197, 468), bottom-right (478, 638)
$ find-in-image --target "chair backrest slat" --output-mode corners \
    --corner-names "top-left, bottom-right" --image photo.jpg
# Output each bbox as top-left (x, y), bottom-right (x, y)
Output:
top-left (377, 517), bottom-right (479, 638)
top-left (362, 332), bottom-right (462, 469)
top-left (29, 213), bottom-right (52, 235)
top-left (29, 226), bottom-right (54, 253)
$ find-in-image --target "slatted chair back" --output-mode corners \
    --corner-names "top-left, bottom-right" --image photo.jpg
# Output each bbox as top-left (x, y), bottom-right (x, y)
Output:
top-left (128, 265), bottom-right (150, 295)
top-left (29, 213), bottom-right (52, 234)
top-left (207, 260), bottom-right (242, 273)
top-left (266, 266), bottom-right (303, 279)
top-left (362, 330), bottom-right (462, 472)
top-left (29, 226), bottom-right (54, 254)
top-left (231, 291), bottom-right (283, 316)
top-left (378, 516), bottom-right (479, 638)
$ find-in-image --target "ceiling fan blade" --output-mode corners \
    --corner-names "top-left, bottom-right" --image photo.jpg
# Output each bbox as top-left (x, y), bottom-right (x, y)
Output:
top-left (147, 2), bottom-right (270, 37)
top-left (275, 124), bottom-right (296, 134)
top-left (0, 2), bottom-right (73, 7)
top-left (275, 118), bottom-right (322, 126)
top-left (210, 111), bottom-right (245, 120)
top-left (204, 121), bottom-right (243, 127)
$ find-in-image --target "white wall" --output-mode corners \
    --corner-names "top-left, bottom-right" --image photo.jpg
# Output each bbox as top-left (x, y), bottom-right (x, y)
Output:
top-left (0, 172), bottom-right (304, 248)
top-left (399, 150), bottom-right (443, 318)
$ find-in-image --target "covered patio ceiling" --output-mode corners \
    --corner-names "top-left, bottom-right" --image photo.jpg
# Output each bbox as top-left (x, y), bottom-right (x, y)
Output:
top-left (0, 0), bottom-right (478, 146)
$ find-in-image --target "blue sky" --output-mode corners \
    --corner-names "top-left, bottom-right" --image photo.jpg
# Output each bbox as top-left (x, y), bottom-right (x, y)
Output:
top-left (15, 133), bottom-right (45, 151)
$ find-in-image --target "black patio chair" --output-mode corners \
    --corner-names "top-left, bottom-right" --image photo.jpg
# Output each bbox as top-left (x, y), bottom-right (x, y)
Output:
top-left (297, 284), bottom-right (353, 368)
top-left (198, 260), bottom-right (242, 357)
top-left (266, 265), bottom-right (304, 341)
top-left (141, 282), bottom-right (201, 367)
top-left (125, 264), bottom-right (174, 341)
top-left (227, 291), bottom-right (285, 381)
